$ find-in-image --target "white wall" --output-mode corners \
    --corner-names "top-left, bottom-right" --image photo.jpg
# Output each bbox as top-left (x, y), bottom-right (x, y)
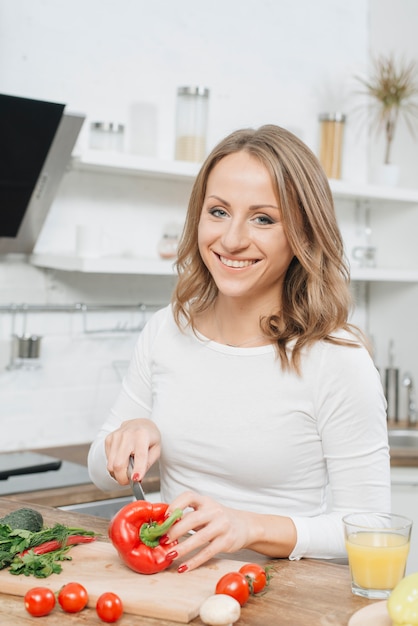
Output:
top-left (369, 0), bottom-right (418, 186)
top-left (367, 0), bottom-right (418, 416)
top-left (1, 0), bottom-right (417, 450)
top-left (0, 0), bottom-right (369, 177)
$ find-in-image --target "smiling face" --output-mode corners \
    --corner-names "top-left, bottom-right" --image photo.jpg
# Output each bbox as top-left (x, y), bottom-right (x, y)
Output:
top-left (198, 150), bottom-right (294, 310)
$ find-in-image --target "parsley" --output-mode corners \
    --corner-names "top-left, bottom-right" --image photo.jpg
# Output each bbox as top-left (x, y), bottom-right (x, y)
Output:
top-left (9, 547), bottom-right (72, 577)
top-left (0, 522), bottom-right (97, 578)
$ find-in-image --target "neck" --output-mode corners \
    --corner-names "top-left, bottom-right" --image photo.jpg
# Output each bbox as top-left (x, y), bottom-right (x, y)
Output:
top-left (213, 300), bottom-right (268, 348)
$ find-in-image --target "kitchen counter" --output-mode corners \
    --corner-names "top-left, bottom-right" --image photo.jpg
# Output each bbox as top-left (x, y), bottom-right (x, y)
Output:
top-left (388, 420), bottom-right (418, 467)
top-left (0, 497), bottom-right (375, 625)
top-left (2, 444), bottom-right (160, 508)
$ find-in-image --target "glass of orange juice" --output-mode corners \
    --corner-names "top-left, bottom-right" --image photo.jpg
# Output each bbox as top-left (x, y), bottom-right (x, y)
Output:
top-left (343, 512), bottom-right (412, 599)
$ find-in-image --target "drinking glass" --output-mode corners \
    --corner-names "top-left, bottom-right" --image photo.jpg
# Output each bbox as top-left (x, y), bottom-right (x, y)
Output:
top-left (343, 512), bottom-right (412, 599)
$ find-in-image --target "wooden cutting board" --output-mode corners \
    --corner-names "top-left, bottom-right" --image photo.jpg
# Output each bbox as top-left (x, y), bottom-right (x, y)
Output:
top-left (0, 541), bottom-right (248, 623)
top-left (348, 601), bottom-right (392, 626)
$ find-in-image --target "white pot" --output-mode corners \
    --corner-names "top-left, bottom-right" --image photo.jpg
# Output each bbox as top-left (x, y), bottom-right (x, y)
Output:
top-left (376, 163), bottom-right (400, 187)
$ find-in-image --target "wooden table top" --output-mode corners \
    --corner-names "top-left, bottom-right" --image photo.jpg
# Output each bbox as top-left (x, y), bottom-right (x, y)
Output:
top-left (0, 497), bottom-right (377, 626)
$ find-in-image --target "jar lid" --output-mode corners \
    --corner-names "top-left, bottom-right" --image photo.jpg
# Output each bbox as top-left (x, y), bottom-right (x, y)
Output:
top-left (319, 112), bottom-right (346, 122)
top-left (177, 86), bottom-right (209, 97)
top-left (90, 122), bottom-right (125, 133)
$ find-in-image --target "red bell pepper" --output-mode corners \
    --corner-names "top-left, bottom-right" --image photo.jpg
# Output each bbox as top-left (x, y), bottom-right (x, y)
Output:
top-left (108, 501), bottom-right (183, 575)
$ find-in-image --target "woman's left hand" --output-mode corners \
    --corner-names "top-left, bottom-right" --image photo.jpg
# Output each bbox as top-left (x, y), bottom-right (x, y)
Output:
top-left (162, 491), bottom-right (257, 572)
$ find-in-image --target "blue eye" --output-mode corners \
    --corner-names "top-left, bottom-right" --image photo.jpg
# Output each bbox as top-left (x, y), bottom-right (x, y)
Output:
top-left (254, 215), bottom-right (275, 225)
top-left (209, 207), bottom-right (228, 218)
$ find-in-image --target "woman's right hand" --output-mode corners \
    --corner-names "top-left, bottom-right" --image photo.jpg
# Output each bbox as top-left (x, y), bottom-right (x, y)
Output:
top-left (104, 418), bottom-right (161, 486)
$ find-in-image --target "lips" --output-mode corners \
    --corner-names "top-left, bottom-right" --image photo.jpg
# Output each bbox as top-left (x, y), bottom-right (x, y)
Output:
top-left (218, 254), bottom-right (258, 268)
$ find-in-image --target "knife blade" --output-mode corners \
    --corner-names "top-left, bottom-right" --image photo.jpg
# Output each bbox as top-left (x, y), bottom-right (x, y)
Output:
top-left (128, 456), bottom-right (146, 501)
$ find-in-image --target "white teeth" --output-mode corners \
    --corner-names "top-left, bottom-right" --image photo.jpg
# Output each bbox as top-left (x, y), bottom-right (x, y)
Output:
top-left (219, 255), bottom-right (256, 268)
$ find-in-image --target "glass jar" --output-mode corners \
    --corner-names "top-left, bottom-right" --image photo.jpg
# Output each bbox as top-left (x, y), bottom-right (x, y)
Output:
top-left (174, 86), bottom-right (209, 162)
top-left (90, 121), bottom-right (125, 152)
top-left (318, 113), bottom-right (346, 179)
top-left (157, 222), bottom-right (182, 259)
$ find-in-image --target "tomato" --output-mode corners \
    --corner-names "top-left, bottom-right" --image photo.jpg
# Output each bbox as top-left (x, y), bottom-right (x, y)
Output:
top-left (239, 563), bottom-right (268, 594)
top-left (215, 571), bottom-right (250, 606)
top-left (96, 592), bottom-right (124, 623)
top-left (58, 581), bottom-right (89, 613)
top-left (24, 586), bottom-right (56, 617)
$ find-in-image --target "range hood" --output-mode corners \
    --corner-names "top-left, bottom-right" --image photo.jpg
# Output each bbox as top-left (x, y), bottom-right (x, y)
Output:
top-left (0, 93), bottom-right (85, 254)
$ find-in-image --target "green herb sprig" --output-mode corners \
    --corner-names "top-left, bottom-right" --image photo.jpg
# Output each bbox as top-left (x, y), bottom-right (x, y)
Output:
top-left (0, 522), bottom-right (96, 578)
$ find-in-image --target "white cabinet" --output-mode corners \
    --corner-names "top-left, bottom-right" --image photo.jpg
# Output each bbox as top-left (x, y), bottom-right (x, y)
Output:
top-left (391, 467), bottom-right (418, 574)
top-left (30, 151), bottom-right (418, 279)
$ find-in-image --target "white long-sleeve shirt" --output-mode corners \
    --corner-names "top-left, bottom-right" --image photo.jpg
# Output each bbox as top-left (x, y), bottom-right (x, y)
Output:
top-left (88, 305), bottom-right (390, 560)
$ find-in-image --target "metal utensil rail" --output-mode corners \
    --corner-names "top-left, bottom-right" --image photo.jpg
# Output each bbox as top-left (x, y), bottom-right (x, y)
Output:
top-left (1, 302), bottom-right (162, 369)
top-left (1, 302), bottom-right (162, 333)
top-left (0, 302), bottom-right (160, 313)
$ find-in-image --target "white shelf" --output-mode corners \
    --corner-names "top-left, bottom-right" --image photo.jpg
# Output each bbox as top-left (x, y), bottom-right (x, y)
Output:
top-left (31, 253), bottom-right (177, 275)
top-left (350, 267), bottom-right (418, 283)
top-left (71, 151), bottom-right (200, 182)
top-left (329, 178), bottom-right (418, 205)
top-left (72, 151), bottom-right (418, 204)
top-left (31, 253), bottom-right (418, 283)
top-left (35, 153), bottom-right (418, 280)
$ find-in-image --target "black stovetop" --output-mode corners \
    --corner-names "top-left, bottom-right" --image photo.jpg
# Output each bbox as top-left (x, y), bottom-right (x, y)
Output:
top-left (0, 451), bottom-right (91, 495)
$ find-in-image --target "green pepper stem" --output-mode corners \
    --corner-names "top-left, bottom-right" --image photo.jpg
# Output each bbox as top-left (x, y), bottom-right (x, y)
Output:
top-left (140, 508), bottom-right (183, 548)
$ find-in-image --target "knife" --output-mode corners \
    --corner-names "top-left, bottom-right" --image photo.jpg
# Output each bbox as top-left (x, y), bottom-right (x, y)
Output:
top-left (128, 456), bottom-right (146, 501)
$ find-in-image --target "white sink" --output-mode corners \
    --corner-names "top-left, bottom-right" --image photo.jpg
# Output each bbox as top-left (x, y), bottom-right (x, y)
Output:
top-left (388, 429), bottom-right (418, 449)
top-left (59, 492), bottom-right (161, 519)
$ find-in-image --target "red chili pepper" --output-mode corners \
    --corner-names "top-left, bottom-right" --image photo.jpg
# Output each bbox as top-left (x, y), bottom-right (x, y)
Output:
top-left (108, 501), bottom-right (183, 575)
top-left (20, 534), bottom-right (96, 556)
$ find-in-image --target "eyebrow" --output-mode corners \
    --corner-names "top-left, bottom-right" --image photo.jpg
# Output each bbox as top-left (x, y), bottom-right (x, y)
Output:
top-left (207, 195), bottom-right (280, 211)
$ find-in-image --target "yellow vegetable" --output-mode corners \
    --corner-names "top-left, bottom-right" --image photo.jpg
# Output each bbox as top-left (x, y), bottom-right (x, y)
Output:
top-left (388, 573), bottom-right (418, 626)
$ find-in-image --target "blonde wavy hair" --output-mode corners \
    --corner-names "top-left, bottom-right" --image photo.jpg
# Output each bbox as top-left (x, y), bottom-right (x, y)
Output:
top-left (173, 124), bottom-right (362, 371)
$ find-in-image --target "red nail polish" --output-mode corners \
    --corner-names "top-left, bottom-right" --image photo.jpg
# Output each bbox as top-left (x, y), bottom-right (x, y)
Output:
top-left (131, 472), bottom-right (141, 482)
top-left (166, 550), bottom-right (178, 559)
top-left (177, 564), bottom-right (188, 573)
top-left (160, 534), bottom-right (169, 545)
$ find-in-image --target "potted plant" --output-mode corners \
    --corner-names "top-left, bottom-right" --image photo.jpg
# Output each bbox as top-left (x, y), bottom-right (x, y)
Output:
top-left (355, 54), bottom-right (418, 185)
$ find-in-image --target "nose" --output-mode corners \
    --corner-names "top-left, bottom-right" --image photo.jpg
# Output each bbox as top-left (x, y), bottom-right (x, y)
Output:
top-left (221, 217), bottom-right (250, 251)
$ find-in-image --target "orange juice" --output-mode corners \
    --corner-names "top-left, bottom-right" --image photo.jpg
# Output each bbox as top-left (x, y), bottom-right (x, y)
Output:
top-left (346, 531), bottom-right (410, 590)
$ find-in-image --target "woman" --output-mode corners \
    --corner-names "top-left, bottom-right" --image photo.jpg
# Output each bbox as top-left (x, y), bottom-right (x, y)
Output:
top-left (88, 124), bottom-right (390, 573)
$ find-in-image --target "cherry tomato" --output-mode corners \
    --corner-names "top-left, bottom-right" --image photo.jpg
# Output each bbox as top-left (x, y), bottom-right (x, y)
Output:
top-left (96, 592), bottom-right (124, 623)
top-left (215, 571), bottom-right (250, 606)
top-left (24, 586), bottom-right (56, 617)
top-left (239, 563), bottom-right (268, 594)
top-left (58, 581), bottom-right (89, 613)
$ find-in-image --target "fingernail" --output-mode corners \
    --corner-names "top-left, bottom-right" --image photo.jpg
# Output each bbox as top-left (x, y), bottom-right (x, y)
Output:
top-left (166, 551), bottom-right (178, 559)
top-left (131, 472), bottom-right (141, 482)
top-left (160, 535), bottom-right (170, 545)
top-left (177, 564), bottom-right (188, 573)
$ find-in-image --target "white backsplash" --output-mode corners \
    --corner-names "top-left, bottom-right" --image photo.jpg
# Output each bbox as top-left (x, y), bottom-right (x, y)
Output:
top-left (0, 249), bottom-right (175, 453)
top-left (0, 330), bottom-right (137, 452)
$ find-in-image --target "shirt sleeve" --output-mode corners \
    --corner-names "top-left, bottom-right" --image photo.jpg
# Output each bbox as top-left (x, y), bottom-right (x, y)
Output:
top-left (87, 313), bottom-right (155, 491)
top-left (289, 339), bottom-right (391, 560)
